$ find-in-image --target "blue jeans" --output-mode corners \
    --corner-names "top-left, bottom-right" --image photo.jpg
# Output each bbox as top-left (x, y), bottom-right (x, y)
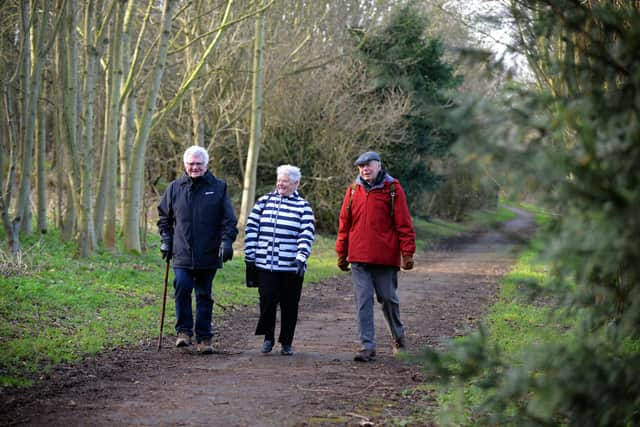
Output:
top-left (173, 268), bottom-right (216, 343)
top-left (351, 263), bottom-right (404, 351)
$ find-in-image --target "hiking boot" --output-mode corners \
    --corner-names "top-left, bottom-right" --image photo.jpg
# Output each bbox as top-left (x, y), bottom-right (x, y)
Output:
top-left (197, 338), bottom-right (214, 354)
top-left (393, 335), bottom-right (408, 355)
top-left (175, 332), bottom-right (191, 348)
top-left (261, 339), bottom-right (274, 353)
top-left (280, 344), bottom-right (293, 356)
top-left (354, 349), bottom-right (376, 362)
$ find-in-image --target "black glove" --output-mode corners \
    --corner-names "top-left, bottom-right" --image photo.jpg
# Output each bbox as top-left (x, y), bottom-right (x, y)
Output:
top-left (220, 240), bottom-right (233, 263)
top-left (245, 261), bottom-right (259, 287)
top-left (160, 233), bottom-right (172, 261)
top-left (295, 259), bottom-right (306, 277)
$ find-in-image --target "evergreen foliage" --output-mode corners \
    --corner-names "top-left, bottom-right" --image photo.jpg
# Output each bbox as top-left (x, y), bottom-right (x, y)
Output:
top-left (351, 2), bottom-right (462, 205)
top-left (422, 1), bottom-right (640, 425)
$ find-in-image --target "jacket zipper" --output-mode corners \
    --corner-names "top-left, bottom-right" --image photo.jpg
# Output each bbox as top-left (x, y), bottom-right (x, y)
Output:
top-left (269, 195), bottom-right (283, 271)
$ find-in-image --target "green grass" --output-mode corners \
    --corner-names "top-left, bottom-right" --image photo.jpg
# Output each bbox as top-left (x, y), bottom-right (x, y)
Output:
top-left (0, 234), bottom-right (172, 386)
top-left (430, 206), bottom-right (572, 426)
top-left (430, 239), bottom-right (559, 426)
top-left (483, 243), bottom-right (563, 357)
top-left (0, 230), bottom-right (344, 387)
top-left (413, 205), bottom-right (516, 251)
top-left (467, 204), bottom-right (517, 227)
top-left (0, 206), bottom-right (511, 388)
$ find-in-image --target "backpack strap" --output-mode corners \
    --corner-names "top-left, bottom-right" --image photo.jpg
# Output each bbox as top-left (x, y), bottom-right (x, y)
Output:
top-left (347, 181), bottom-right (396, 217)
top-left (389, 181), bottom-right (396, 218)
top-left (347, 182), bottom-right (357, 212)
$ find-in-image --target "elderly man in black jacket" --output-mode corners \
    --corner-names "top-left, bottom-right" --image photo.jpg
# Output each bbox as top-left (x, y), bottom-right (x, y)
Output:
top-left (157, 145), bottom-right (238, 354)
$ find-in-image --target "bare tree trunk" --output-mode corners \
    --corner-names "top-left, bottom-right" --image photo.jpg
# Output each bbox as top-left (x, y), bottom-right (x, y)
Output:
top-left (76, 0), bottom-right (105, 256)
top-left (239, 2), bottom-right (266, 231)
top-left (55, 119), bottom-right (64, 230)
top-left (19, 0), bottom-right (58, 236)
top-left (118, 0), bottom-right (152, 225)
top-left (117, 1), bottom-right (136, 222)
top-left (36, 77), bottom-right (47, 233)
top-left (190, 87), bottom-right (204, 147)
top-left (61, 172), bottom-right (76, 242)
top-left (17, 0), bottom-right (34, 236)
top-left (104, 2), bottom-right (125, 251)
top-left (1, 83), bottom-right (20, 255)
top-left (94, 0), bottom-right (125, 251)
top-left (185, 1), bottom-right (204, 147)
top-left (94, 104), bottom-right (109, 245)
top-left (119, 95), bottom-right (135, 221)
top-left (123, 0), bottom-right (177, 252)
top-left (54, 28), bottom-right (75, 242)
top-left (59, 0), bottom-right (86, 251)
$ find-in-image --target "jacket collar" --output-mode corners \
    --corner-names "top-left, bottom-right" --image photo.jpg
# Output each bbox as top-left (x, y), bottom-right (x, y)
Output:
top-left (178, 170), bottom-right (215, 186)
top-left (270, 189), bottom-right (300, 200)
top-left (356, 171), bottom-right (394, 191)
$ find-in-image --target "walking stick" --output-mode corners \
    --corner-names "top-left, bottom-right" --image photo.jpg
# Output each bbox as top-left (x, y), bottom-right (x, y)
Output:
top-left (157, 259), bottom-right (170, 351)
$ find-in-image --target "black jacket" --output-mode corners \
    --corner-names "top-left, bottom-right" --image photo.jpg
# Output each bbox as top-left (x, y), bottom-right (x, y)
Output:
top-left (157, 171), bottom-right (238, 269)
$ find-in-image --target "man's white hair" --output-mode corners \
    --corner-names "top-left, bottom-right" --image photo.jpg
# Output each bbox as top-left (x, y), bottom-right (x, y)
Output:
top-left (277, 164), bottom-right (301, 183)
top-left (183, 145), bottom-right (209, 166)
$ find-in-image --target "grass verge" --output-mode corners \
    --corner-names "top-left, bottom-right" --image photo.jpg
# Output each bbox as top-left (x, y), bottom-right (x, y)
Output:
top-left (426, 207), bottom-right (569, 426)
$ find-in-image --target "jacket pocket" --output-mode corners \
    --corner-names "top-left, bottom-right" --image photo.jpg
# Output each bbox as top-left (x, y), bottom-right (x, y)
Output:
top-left (277, 241), bottom-right (297, 267)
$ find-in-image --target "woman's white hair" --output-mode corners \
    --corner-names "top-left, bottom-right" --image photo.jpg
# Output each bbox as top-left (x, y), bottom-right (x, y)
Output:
top-left (183, 145), bottom-right (209, 166)
top-left (277, 164), bottom-right (301, 183)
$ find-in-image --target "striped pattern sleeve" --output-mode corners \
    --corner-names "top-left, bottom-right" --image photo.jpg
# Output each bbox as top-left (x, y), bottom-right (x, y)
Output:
top-left (244, 191), bottom-right (315, 272)
top-left (295, 199), bottom-right (315, 263)
top-left (243, 194), bottom-right (271, 263)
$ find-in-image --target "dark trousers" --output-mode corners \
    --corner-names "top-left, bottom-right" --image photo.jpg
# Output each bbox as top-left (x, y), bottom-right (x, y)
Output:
top-left (173, 267), bottom-right (217, 343)
top-left (255, 269), bottom-right (303, 346)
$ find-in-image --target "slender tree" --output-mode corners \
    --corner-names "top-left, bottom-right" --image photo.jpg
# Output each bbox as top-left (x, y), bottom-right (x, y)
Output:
top-left (94, 0), bottom-right (125, 250)
top-left (36, 77), bottom-right (47, 233)
top-left (122, 0), bottom-right (177, 253)
top-left (238, 0), bottom-right (267, 230)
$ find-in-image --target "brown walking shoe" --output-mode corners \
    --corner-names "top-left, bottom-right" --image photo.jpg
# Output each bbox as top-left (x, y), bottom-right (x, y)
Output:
top-left (354, 349), bottom-right (376, 362)
top-left (393, 335), bottom-right (408, 355)
top-left (197, 338), bottom-right (214, 354)
top-left (175, 332), bottom-right (191, 348)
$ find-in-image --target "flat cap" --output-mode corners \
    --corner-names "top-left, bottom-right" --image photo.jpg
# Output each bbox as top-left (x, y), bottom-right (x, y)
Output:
top-left (353, 151), bottom-right (381, 166)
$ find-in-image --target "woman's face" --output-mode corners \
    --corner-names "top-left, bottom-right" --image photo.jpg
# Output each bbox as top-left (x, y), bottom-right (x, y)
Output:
top-left (277, 174), bottom-right (298, 197)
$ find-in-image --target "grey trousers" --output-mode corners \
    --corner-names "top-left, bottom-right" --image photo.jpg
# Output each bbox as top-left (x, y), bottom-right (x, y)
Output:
top-left (351, 263), bottom-right (404, 351)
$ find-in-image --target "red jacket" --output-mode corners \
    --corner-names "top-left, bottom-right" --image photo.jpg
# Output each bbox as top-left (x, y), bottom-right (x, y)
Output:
top-left (336, 175), bottom-right (416, 267)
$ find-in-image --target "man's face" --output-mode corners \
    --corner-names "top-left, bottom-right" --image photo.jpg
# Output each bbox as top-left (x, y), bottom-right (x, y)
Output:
top-left (277, 174), bottom-right (298, 197)
top-left (185, 153), bottom-right (207, 178)
top-left (357, 160), bottom-right (381, 183)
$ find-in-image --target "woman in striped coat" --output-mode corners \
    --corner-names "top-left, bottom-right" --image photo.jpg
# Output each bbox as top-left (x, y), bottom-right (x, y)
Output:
top-left (244, 165), bottom-right (315, 356)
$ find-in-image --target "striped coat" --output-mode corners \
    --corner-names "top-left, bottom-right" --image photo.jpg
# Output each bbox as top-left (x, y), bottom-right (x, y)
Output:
top-left (244, 190), bottom-right (315, 272)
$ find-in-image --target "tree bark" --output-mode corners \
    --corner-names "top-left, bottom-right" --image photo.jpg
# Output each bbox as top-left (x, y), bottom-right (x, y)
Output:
top-left (1, 81), bottom-right (21, 255)
top-left (95, 0), bottom-right (124, 251)
top-left (16, 0), bottom-right (34, 236)
top-left (117, 0), bottom-right (137, 225)
top-left (123, 0), bottom-right (177, 252)
top-left (36, 77), bottom-right (47, 233)
top-left (238, 2), bottom-right (266, 231)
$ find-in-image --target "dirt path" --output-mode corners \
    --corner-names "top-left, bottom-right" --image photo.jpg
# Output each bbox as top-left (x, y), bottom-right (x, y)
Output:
top-left (1, 208), bottom-right (535, 427)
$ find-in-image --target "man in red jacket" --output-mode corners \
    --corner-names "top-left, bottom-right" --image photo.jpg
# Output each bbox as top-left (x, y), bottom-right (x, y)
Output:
top-left (336, 151), bottom-right (416, 362)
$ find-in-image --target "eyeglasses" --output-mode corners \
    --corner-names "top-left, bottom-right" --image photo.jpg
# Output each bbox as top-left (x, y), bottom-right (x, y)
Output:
top-left (186, 162), bottom-right (204, 167)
